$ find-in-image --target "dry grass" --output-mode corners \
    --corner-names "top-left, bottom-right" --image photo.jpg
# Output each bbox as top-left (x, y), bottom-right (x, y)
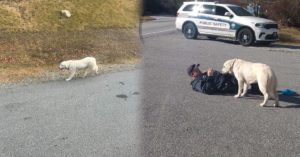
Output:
top-left (0, 0), bottom-right (141, 83)
top-left (0, 29), bottom-right (140, 65)
top-left (0, 0), bottom-right (140, 32)
top-left (279, 27), bottom-right (300, 44)
top-left (0, 66), bottom-right (47, 83)
top-left (0, 28), bottom-right (141, 83)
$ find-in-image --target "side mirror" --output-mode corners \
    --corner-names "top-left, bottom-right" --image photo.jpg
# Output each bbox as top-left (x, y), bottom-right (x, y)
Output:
top-left (225, 12), bottom-right (233, 18)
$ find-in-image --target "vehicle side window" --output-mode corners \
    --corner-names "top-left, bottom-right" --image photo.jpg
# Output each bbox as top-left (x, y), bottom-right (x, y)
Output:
top-left (215, 6), bottom-right (229, 16)
top-left (200, 5), bottom-right (215, 15)
top-left (183, 4), bottom-right (195, 11)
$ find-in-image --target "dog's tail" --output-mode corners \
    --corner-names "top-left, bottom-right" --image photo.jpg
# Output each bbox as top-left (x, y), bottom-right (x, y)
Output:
top-left (271, 70), bottom-right (279, 106)
top-left (268, 69), bottom-right (278, 99)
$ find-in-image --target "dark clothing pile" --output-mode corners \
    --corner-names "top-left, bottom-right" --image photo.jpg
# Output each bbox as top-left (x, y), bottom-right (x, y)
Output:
top-left (190, 70), bottom-right (261, 95)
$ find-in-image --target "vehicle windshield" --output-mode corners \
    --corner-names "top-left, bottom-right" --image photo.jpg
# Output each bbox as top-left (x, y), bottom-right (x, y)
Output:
top-left (228, 6), bottom-right (253, 16)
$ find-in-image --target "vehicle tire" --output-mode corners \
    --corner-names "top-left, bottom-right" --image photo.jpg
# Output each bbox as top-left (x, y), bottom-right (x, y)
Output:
top-left (237, 28), bottom-right (254, 46)
top-left (207, 36), bottom-right (217, 40)
top-left (183, 23), bottom-right (198, 39)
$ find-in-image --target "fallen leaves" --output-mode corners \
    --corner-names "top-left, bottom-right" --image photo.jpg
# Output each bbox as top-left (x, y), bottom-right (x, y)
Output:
top-left (0, 55), bottom-right (17, 63)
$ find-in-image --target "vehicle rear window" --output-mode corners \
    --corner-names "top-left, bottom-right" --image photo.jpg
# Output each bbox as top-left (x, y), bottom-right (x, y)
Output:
top-left (183, 4), bottom-right (195, 11)
top-left (228, 6), bottom-right (252, 16)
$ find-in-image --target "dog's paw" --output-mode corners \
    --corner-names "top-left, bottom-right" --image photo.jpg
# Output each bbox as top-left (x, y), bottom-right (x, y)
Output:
top-left (259, 103), bottom-right (266, 107)
top-left (234, 95), bottom-right (240, 98)
top-left (65, 79), bottom-right (71, 81)
top-left (241, 93), bottom-right (247, 97)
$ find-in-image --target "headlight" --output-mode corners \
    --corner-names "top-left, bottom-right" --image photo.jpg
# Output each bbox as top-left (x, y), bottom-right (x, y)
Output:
top-left (255, 23), bottom-right (265, 28)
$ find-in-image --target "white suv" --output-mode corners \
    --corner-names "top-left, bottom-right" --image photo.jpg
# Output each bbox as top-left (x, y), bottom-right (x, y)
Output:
top-left (176, 1), bottom-right (279, 46)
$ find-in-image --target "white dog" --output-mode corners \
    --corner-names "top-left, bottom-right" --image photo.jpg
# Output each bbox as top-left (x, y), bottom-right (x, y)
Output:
top-left (222, 58), bottom-right (279, 107)
top-left (59, 57), bottom-right (98, 81)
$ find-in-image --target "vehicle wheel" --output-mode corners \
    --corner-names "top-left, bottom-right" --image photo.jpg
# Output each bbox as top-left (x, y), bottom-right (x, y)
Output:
top-left (207, 36), bottom-right (217, 40)
top-left (237, 28), bottom-right (254, 46)
top-left (183, 23), bottom-right (198, 39)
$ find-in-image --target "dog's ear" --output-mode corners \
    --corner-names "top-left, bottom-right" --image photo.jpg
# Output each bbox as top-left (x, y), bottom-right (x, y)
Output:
top-left (231, 59), bottom-right (237, 66)
top-left (228, 58), bottom-right (238, 72)
top-left (196, 64), bottom-right (200, 67)
top-left (65, 63), bottom-right (70, 70)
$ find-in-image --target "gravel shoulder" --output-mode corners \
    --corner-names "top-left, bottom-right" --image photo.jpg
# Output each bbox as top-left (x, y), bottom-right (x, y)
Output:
top-left (0, 63), bottom-right (139, 88)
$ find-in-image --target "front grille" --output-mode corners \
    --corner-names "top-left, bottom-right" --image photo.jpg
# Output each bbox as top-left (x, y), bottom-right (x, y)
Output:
top-left (265, 24), bottom-right (278, 29)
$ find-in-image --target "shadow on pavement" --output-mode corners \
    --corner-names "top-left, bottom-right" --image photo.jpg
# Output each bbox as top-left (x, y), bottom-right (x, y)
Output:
top-left (278, 94), bottom-right (300, 108)
top-left (196, 37), bottom-right (300, 50)
top-left (244, 94), bottom-right (300, 108)
top-left (195, 37), bottom-right (239, 45)
top-left (218, 93), bottom-right (300, 108)
top-left (266, 43), bottom-right (300, 50)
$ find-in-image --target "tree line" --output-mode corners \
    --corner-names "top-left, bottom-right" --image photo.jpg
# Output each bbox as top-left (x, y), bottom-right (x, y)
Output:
top-left (143, 0), bottom-right (182, 15)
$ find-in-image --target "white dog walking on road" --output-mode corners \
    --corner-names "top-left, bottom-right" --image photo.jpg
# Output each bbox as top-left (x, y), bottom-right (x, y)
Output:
top-left (222, 58), bottom-right (279, 107)
top-left (59, 57), bottom-right (99, 81)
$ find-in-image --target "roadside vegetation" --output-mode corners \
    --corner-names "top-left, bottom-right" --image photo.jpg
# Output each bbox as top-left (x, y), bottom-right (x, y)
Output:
top-left (279, 27), bottom-right (300, 44)
top-left (0, 0), bottom-right (140, 83)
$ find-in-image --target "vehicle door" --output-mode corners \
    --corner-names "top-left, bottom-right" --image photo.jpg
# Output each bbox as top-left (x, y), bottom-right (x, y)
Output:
top-left (196, 4), bottom-right (219, 36)
top-left (214, 5), bottom-right (235, 37)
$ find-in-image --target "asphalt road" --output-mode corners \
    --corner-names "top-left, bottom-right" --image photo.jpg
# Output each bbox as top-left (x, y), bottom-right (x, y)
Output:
top-left (141, 16), bottom-right (300, 156)
top-left (0, 70), bottom-right (141, 157)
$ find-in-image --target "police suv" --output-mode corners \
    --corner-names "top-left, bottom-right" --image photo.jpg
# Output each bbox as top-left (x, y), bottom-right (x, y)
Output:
top-left (176, 1), bottom-right (279, 46)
